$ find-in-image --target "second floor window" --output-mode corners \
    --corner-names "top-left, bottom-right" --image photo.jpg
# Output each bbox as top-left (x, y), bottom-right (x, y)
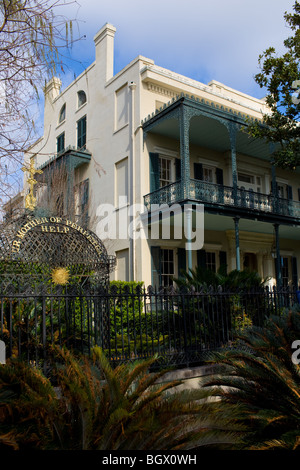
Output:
top-left (160, 157), bottom-right (173, 187)
top-left (77, 90), bottom-right (87, 108)
top-left (77, 116), bottom-right (86, 150)
top-left (238, 172), bottom-right (261, 192)
top-left (57, 132), bottom-right (65, 154)
top-left (59, 104), bottom-right (66, 124)
top-left (203, 167), bottom-right (214, 183)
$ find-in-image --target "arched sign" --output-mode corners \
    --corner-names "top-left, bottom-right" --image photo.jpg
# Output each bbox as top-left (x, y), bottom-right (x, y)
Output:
top-left (12, 216), bottom-right (104, 257)
top-left (0, 213), bottom-right (115, 289)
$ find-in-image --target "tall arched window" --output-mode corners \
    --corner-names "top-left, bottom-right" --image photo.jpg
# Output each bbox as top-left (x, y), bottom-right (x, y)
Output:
top-left (77, 90), bottom-right (87, 108)
top-left (59, 103), bottom-right (66, 123)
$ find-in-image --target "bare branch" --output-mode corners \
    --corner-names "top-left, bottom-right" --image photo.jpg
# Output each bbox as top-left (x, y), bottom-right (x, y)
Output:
top-left (0, 0), bottom-right (80, 204)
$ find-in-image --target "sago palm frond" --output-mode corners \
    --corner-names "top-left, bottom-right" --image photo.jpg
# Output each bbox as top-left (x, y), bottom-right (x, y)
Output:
top-left (0, 359), bottom-right (59, 450)
top-left (202, 309), bottom-right (300, 450)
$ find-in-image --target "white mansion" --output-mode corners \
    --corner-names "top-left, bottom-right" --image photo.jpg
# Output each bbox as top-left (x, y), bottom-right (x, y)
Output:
top-left (22, 23), bottom-right (300, 289)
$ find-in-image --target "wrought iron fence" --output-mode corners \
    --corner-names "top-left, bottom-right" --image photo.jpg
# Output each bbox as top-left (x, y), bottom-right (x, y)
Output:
top-left (0, 283), bottom-right (299, 370)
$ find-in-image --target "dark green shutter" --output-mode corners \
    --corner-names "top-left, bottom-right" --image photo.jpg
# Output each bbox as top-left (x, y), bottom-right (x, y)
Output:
top-left (194, 163), bottom-right (203, 180)
top-left (177, 248), bottom-right (186, 277)
top-left (216, 168), bottom-right (224, 203)
top-left (57, 132), bottom-right (65, 153)
top-left (287, 185), bottom-right (293, 200)
top-left (175, 158), bottom-right (181, 181)
top-left (197, 249), bottom-right (206, 268)
top-left (77, 116), bottom-right (86, 149)
top-left (82, 179), bottom-right (89, 225)
top-left (292, 257), bottom-right (298, 289)
top-left (149, 153), bottom-right (160, 192)
top-left (219, 251), bottom-right (227, 275)
top-left (298, 188), bottom-right (300, 201)
top-left (271, 181), bottom-right (278, 195)
top-left (151, 246), bottom-right (161, 288)
top-left (216, 168), bottom-right (224, 185)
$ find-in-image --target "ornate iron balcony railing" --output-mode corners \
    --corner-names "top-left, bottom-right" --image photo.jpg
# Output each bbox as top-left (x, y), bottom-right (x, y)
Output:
top-left (144, 181), bottom-right (182, 207)
top-left (144, 179), bottom-right (300, 220)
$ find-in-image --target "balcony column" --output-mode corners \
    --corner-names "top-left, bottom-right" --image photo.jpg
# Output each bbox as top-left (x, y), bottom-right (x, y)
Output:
top-left (271, 160), bottom-right (278, 213)
top-left (269, 143), bottom-right (279, 213)
top-left (274, 223), bottom-right (282, 288)
top-left (185, 206), bottom-right (193, 273)
top-left (179, 104), bottom-right (191, 200)
top-left (229, 124), bottom-right (238, 201)
top-left (234, 216), bottom-right (241, 271)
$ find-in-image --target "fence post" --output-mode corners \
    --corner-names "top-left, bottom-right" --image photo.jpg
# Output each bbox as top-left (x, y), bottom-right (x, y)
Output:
top-left (42, 296), bottom-right (47, 370)
top-left (181, 290), bottom-right (189, 367)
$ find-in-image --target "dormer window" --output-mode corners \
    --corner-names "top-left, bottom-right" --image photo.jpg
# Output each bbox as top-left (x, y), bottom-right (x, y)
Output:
top-left (58, 103), bottom-right (66, 123)
top-left (77, 90), bottom-right (87, 108)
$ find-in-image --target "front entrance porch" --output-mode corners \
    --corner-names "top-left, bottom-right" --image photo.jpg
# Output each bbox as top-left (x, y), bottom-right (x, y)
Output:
top-left (148, 212), bottom-right (300, 289)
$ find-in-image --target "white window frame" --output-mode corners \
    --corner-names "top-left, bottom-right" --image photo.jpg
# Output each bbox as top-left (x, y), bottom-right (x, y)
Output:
top-left (77, 90), bottom-right (87, 108)
top-left (159, 156), bottom-right (175, 188)
top-left (202, 165), bottom-right (215, 183)
top-left (205, 251), bottom-right (218, 273)
top-left (160, 248), bottom-right (175, 287)
top-left (58, 103), bottom-right (66, 124)
top-left (276, 178), bottom-right (289, 199)
top-left (237, 171), bottom-right (263, 194)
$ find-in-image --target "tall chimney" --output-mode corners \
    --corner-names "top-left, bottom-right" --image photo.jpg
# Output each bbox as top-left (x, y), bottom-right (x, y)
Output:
top-left (44, 77), bottom-right (62, 104)
top-left (94, 23), bottom-right (116, 82)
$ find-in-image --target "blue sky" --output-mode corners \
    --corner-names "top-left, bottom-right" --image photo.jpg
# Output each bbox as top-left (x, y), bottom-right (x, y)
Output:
top-left (57, 0), bottom-right (296, 99)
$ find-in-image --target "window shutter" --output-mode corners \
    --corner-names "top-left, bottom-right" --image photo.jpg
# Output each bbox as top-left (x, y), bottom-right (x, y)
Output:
top-left (197, 249), bottom-right (206, 268)
top-left (219, 251), bottom-right (227, 274)
top-left (57, 133), bottom-right (65, 154)
top-left (77, 116), bottom-right (87, 149)
top-left (298, 188), bottom-right (300, 201)
top-left (287, 185), bottom-right (293, 200)
top-left (175, 158), bottom-right (181, 181)
top-left (271, 181), bottom-right (278, 194)
top-left (149, 153), bottom-right (160, 192)
top-left (82, 179), bottom-right (89, 224)
top-left (151, 246), bottom-right (161, 288)
top-left (216, 168), bottom-right (224, 185)
top-left (194, 163), bottom-right (203, 180)
top-left (292, 257), bottom-right (298, 289)
top-left (216, 168), bottom-right (224, 203)
top-left (177, 248), bottom-right (186, 277)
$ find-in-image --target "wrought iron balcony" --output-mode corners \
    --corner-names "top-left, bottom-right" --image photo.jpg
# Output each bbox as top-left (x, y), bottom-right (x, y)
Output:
top-left (144, 179), bottom-right (300, 221)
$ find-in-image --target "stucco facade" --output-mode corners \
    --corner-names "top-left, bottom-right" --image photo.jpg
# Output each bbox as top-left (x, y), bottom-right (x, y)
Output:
top-left (24, 23), bottom-right (300, 289)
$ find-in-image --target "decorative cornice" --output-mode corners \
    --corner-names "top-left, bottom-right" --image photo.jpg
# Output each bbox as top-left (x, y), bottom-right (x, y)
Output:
top-left (141, 93), bottom-right (261, 127)
top-left (141, 64), bottom-right (269, 113)
top-left (147, 82), bottom-right (177, 99)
